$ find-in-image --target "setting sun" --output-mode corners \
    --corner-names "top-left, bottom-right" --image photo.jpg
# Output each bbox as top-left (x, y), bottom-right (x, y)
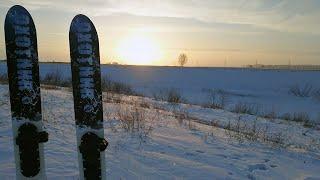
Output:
top-left (116, 34), bottom-right (162, 65)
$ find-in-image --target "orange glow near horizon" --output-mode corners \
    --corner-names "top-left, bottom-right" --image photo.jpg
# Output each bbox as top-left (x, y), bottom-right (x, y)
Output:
top-left (116, 33), bottom-right (162, 65)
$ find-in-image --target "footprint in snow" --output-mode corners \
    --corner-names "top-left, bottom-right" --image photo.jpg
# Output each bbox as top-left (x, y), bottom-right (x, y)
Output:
top-left (185, 152), bottom-right (195, 156)
top-left (195, 150), bottom-right (204, 153)
top-left (270, 164), bottom-right (277, 168)
top-left (263, 159), bottom-right (270, 162)
top-left (248, 164), bottom-right (268, 172)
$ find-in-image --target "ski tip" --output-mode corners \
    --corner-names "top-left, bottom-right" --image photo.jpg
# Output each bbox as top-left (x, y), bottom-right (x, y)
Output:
top-left (6, 5), bottom-right (32, 19)
top-left (73, 14), bottom-right (91, 22)
top-left (70, 14), bottom-right (97, 34)
top-left (7, 5), bottom-right (29, 13)
top-left (5, 5), bottom-right (33, 27)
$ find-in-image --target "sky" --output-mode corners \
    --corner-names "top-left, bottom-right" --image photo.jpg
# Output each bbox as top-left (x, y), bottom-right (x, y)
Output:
top-left (0, 0), bottom-right (319, 67)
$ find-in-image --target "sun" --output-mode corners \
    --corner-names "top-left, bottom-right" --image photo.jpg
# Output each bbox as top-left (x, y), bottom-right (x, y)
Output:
top-left (116, 34), bottom-right (161, 65)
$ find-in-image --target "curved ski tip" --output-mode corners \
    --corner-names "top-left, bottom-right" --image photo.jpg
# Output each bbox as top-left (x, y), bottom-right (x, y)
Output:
top-left (70, 14), bottom-right (96, 33)
top-left (73, 14), bottom-right (91, 21)
top-left (5, 5), bottom-right (33, 25)
top-left (6, 5), bottom-right (31, 17)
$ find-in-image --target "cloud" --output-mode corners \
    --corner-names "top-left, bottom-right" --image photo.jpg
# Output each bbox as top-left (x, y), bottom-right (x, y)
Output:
top-left (1, 0), bottom-right (320, 34)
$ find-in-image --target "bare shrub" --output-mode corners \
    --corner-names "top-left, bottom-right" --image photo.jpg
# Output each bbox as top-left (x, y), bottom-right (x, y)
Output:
top-left (224, 117), bottom-right (286, 146)
top-left (139, 101), bottom-right (150, 109)
top-left (167, 88), bottom-right (184, 103)
top-left (101, 75), bottom-right (136, 95)
top-left (152, 88), bottom-right (185, 104)
top-left (170, 106), bottom-right (198, 130)
top-left (291, 112), bottom-right (315, 128)
top-left (225, 116), bottom-right (260, 142)
top-left (289, 83), bottom-right (313, 97)
top-left (292, 112), bottom-right (310, 122)
top-left (262, 106), bottom-right (277, 120)
top-left (303, 121), bottom-right (315, 128)
top-left (116, 105), bottom-right (153, 138)
top-left (279, 112), bottom-right (314, 128)
top-left (173, 107), bottom-right (190, 126)
top-left (152, 89), bottom-right (167, 101)
top-left (280, 113), bottom-right (291, 121)
top-left (203, 88), bottom-right (228, 109)
top-left (41, 70), bottom-right (71, 87)
top-left (266, 132), bottom-right (285, 146)
top-left (231, 102), bottom-right (259, 115)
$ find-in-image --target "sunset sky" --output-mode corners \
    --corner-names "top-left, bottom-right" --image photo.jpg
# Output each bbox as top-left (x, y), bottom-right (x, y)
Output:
top-left (0, 0), bottom-right (319, 66)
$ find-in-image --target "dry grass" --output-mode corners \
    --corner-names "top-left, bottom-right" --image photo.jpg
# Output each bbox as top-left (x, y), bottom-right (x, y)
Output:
top-left (101, 75), bottom-right (136, 95)
top-left (224, 116), bottom-right (286, 146)
top-left (152, 88), bottom-right (186, 104)
top-left (202, 88), bottom-right (229, 109)
top-left (116, 104), bottom-right (154, 139)
top-left (231, 102), bottom-right (260, 115)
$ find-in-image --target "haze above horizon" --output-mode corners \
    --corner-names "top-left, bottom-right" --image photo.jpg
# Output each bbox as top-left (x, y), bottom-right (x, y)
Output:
top-left (0, 1), bottom-right (319, 67)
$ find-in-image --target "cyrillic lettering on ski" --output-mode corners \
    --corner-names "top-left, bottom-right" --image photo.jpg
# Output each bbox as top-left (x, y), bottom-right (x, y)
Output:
top-left (74, 20), bottom-right (97, 113)
top-left (13, 13), bottom-right (34, 104)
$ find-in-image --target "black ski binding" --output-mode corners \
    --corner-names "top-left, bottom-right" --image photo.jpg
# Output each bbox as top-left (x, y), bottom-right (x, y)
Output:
top-left (79, 132), bottom-right (108, 179)
top-left (15, 123), bottom-right (48, 177)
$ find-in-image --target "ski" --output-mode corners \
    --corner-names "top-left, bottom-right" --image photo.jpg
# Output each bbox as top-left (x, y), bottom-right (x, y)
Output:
top-left (4, 5), bottom-right (48, 179)
top-left (69, 14), bottom-right (108, 180)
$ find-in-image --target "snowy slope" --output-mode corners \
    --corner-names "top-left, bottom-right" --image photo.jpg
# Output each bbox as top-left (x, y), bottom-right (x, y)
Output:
top-left (0, 85), bottom-right (319, 179)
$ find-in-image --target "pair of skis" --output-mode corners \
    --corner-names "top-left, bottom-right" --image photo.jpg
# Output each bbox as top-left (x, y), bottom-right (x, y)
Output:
top-left (4, 5), bottom-right (107, 179)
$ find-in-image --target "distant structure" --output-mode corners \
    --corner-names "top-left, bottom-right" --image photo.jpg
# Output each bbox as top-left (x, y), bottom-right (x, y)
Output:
top-left (246, 64), bottom-right (320, 71)
top-left (111, 62), bottom-right (119, 65)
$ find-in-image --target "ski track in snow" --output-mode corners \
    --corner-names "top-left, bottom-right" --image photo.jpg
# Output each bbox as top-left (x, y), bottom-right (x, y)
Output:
top-left (0, 85), bottom-right (319, 179)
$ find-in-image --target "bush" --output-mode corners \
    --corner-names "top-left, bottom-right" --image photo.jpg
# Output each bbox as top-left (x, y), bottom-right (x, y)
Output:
top-left (152, 89), bottom-right (167, 101)
top-left (167, 88), bottom-right (184, 103)
top-left (41, 70), bottom-right (71, 87)
top-left (291, 112), bottom-right (315, 128)
top-left (231, 102), bottom-right (259, 115)
top-left (262, 107), bottom-right (277, 120)
top-left (101, 75), bottom-right (136, 95)
top-left (279, 112), bottom-right (314, 128)
top-left (280, 113), bottom-right (291, 121)
top-left (116, 105), bottom-right (153, 138)
top-left (289, 83), bottom-right (313, 97)
top-left (203, 88), bottom-right (228, 109)
top-left (152, 88), bottom-right (185, 104)
top-left (292, 112), bottom-right (310, 122)
top-left (224, 117), bottom-right (286, 146)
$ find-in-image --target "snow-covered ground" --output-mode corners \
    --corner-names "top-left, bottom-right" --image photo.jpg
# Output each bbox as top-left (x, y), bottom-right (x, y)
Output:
top-left (0, 85), bottom-right (319, 179)
top-left (1, 62), bottom-right (319, 120)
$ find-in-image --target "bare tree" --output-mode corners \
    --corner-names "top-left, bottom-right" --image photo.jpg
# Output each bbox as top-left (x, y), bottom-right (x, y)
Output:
top-left (178, 53), bottom-right (188, 67)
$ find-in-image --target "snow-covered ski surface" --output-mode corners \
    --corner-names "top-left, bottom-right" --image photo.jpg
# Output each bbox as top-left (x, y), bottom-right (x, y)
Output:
top-left (0, 85), bottom-right (319, 179)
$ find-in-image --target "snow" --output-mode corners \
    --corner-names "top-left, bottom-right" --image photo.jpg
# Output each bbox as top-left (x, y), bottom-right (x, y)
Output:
top-left (0, 85), bottom-right (319, 179)
top-left (1, 62), bottom-right (319, 119)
